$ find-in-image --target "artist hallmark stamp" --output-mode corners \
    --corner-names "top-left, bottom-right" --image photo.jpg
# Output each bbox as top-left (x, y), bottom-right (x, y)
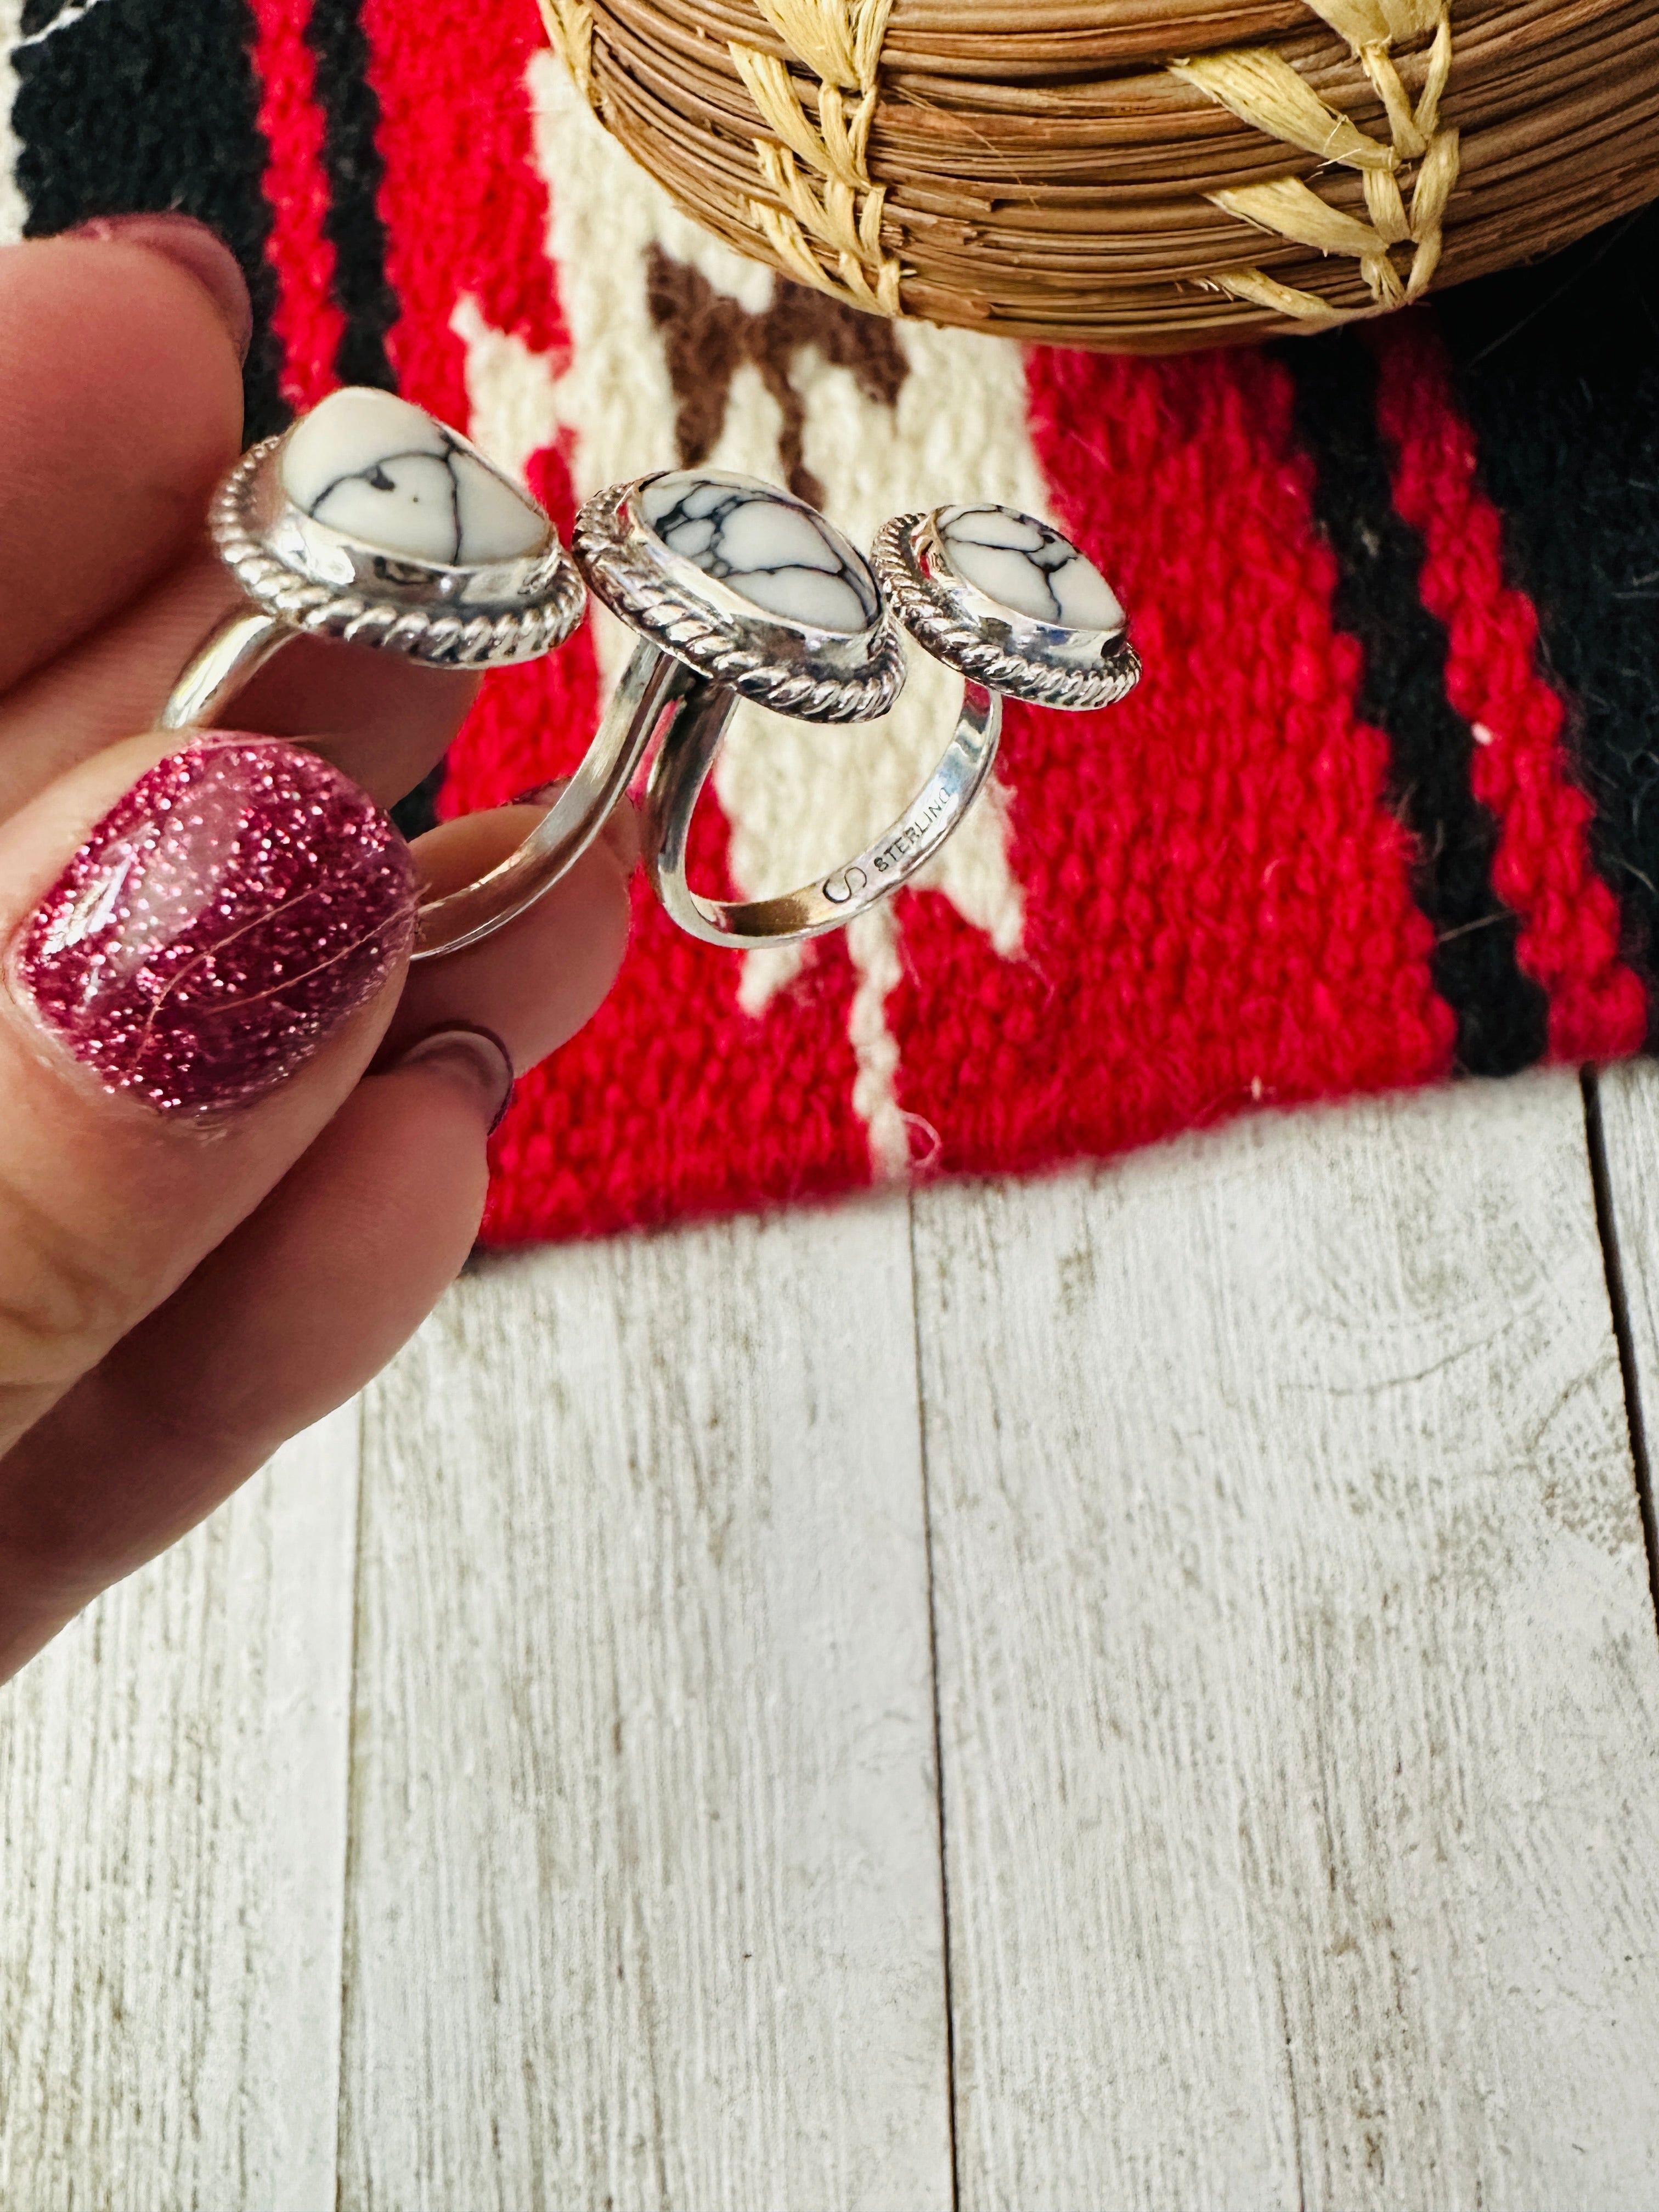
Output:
top-left (872, 789), bottom-right (954, 874)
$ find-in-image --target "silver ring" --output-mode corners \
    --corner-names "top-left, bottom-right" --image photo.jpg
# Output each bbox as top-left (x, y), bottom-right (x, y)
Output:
top-left (590, 483), bottom-right (1142, 952)
top-left (831, 501), bottom-right (1139, 933)
top-left (159, 386), bottom-right (636, 962)
top-left (575, 467), bottom-right (920, 950)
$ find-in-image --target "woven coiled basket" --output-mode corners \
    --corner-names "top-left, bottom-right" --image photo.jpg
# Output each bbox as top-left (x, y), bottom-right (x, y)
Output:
top-left (538, 0), bottom-right (1659, 351)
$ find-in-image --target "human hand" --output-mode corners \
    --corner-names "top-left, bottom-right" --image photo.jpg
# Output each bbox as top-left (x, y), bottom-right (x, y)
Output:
top-left (0, 218), bottom-right (631, 1680)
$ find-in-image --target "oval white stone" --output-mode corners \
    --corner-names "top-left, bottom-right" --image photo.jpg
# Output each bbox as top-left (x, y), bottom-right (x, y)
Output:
top-left (936, 502), bottom-right (1125, 634)
top-left (281, 386), bottom-right (549, 565)
top-left (640, 470), bottom-right (879, 635)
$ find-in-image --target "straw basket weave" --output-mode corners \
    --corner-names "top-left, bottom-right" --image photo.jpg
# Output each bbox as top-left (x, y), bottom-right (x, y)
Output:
top-left (537, 0), bottom-right (1659, 351)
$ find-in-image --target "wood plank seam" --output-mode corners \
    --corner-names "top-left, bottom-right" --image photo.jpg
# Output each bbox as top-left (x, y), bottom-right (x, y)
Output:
top-left (337, 1210), bottom-right (956, 2207)
top-left (910, 1192), bottom-right (964, 2212)
top-left (912, 1076), bottom-right (1659, 2207)
top-left (1581, 1065), bottom-right (1659, 1634)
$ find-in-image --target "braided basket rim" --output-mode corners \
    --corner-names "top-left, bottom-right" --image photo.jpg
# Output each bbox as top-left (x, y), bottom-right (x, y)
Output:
top-left (555, 0), bottom-right (1659, 352)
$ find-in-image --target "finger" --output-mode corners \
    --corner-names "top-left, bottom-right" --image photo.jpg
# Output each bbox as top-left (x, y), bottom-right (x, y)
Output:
top-left (232, 633), bottom-right (481, 809)
top-left (0, 729), bottom-right (416, 1457)
top-left (0, 226), bottom-right (246, 696)
top-left (386, 796), bottom-right (637, 1069)
top-left (0, 826), bottom-right (634, 1677)
top-left (0, 553), bottom-right (236, 818)
top-left (0, 549), bottom-right (480, 819)
top-left (0, 1060), bottom-right (498, 1676)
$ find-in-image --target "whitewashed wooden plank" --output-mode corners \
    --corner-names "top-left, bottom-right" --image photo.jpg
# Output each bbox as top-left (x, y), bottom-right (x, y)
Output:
top-left (341, 1199), bottom-right (951, 2212)
top-left (1589, 1060), bottom-right (1659, 1593)
top-left (914, 1071), bottom-right (1659, 2211)
top-left (0, 1404), bottom-right (360, 2212)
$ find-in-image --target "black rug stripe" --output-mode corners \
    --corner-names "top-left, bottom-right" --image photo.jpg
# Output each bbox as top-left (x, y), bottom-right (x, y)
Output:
top-left (303, 3), bottom-right (437, 837)
top-left (15, 1), bottom-right (438, 841)
top-left (389, 760), bottom-right (445, 847)
top-left (14, 0), bottom-right (285, 441)
top-left (305, 0), bottom-right (398, 394)
top-left (1279, 327), bottom-right (1549, 1078)
top-left (1434, 205), bottom-right (1659, 1047)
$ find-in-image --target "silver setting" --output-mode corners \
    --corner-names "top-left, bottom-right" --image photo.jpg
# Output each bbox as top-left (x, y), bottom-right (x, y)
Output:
top-left (164, 394), bottom-right (605, 962)
top-left (210, 429), bottom-right (585, 669)
top-left (573, 472), bottom-right (905, 724)
top-left (871, 510), bottom-right (1141, 712)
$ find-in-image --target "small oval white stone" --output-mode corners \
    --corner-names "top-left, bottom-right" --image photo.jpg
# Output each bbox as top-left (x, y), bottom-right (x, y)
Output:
top-left (936, 502), bottom-right (1125, 634)
top-left (640, 470), bottom-right (879, 634)
top-left (281, 386), bottom-right (548, 565)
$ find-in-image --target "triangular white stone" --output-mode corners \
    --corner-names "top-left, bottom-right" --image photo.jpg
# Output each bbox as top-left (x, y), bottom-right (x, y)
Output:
top-left (281, 386), bottom-right (548, 565)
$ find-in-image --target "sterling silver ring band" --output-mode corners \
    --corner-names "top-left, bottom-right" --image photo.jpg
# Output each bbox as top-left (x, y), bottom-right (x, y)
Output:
top-left (166, 392), bottom-right (1143, 965)
top-left (642, 667), bottom-right (1001, 947)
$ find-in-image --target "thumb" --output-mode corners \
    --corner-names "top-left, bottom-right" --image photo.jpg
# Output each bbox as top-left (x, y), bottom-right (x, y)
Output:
top-left (0, 729), bottom-right (414, 1452)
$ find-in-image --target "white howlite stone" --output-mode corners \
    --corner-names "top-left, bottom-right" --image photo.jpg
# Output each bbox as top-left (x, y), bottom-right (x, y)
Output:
top-left (640, 470), bottom-right (879, 634)
top-left (281, 386), bottom-right (549, 565)
top-left (936, 503), bottom-right (1125, 634)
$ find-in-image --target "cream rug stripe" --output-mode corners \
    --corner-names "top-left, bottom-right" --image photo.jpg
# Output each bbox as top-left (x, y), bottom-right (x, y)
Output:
top-left (462, 52), bottom-right (1056, 1179)
top-left (0, 2), bottom-right (30, 249)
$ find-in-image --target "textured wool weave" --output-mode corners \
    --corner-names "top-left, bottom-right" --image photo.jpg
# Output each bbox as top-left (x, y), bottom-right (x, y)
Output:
top-left (7, 0), bottom-right (1657, 1241)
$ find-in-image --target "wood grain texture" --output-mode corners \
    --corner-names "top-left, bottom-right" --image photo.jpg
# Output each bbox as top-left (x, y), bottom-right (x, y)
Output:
top-left (10, 1074), bottom-right (1659, 2207)
top-left (1592, 1058), bottom-right (1659, 1579)
top-left (0, 1407), bottom-right (360, 2212)
top-left (912, 1071), bottom-right (1659, 2211)
top-left (340, 1200), bottom-right (952, 2212)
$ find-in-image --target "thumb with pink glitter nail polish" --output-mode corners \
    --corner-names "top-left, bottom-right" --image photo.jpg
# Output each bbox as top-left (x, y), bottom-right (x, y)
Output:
top-left (0, 222), bottom-right (632, 1685)
top-left (0, 721), bottom-right (420, 1458)
top-left (12, 732), bottom-right (416, 1117)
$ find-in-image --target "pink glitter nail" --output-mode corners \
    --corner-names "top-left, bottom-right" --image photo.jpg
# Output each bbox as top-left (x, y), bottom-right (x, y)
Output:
top-left (13, 736), bottom-right (416, 1115)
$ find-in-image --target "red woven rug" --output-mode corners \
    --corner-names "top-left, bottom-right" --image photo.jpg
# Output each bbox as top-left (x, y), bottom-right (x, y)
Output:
top-left (16, 1), bottom-right (1658, 1240)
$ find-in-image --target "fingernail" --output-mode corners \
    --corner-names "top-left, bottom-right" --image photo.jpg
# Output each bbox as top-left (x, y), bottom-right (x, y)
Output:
top-left (384, 1023), bottom-right (515, 1134)
top-left (13, 736), bottom-right (415, 1116)
top-left (65, 213), bottom-right (253, 363)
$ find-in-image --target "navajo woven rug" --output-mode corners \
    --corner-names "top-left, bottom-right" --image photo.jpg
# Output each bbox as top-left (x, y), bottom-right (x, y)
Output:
top-left (7, 1), bottom-right (1657, 1241)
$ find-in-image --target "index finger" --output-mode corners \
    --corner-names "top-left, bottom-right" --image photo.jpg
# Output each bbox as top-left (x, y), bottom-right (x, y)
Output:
top-left (0, 728), bottom-right (415, 1458)
top-left (0, 225), bottom-right (246, 696)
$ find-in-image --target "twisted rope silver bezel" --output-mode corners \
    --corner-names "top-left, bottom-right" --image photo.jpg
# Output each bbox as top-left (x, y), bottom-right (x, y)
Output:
top-left (210, 436), bottom-right (587, 669)
top-left (573, 479), bottom-right (905, 725)
top-left (871, 514), bottom-right (1141, 713)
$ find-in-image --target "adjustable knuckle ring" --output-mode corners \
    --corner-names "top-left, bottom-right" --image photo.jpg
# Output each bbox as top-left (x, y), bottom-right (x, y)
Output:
top-left (594, 481), bottom-right (1141, 952)
top-left (571, 466), bottom-right (919, 951)
top-left (161, 386), bottom-right (619, 962)
top-left (842, 498), bottom-right (1141, 923)
top-left (166, 399), bottom-right (1141, 966)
